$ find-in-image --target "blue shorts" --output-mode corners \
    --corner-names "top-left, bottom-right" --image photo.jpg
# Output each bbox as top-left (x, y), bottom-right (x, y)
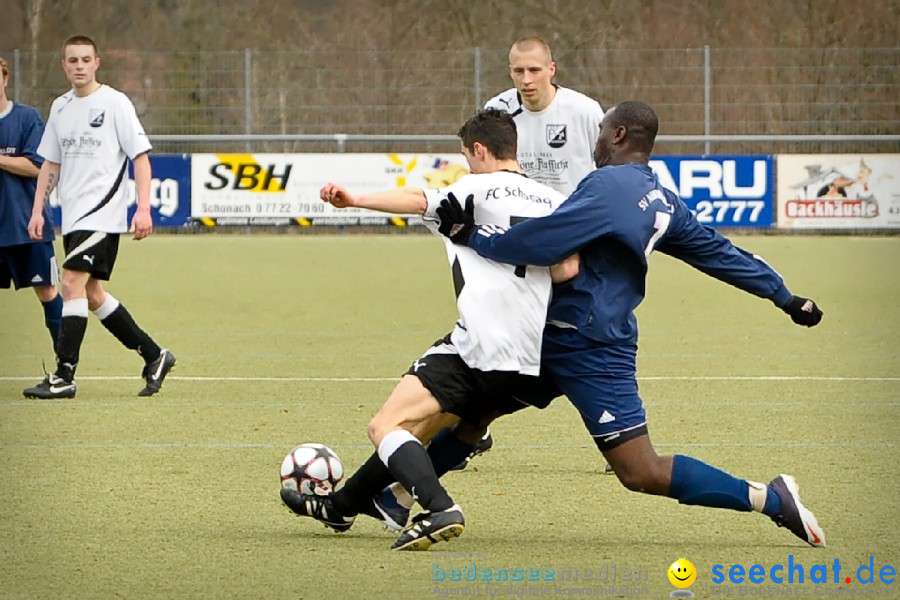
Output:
top-left (542, 327), bottom-right (648, 451)
top-left (0, 242), bottom-right (59, 290)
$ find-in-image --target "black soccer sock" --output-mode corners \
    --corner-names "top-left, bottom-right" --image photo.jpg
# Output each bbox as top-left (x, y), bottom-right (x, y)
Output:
top-left (331, 452), bottom-right (396, 516)
top-left (55, 299), bottom-right (89, 381)
top-left (41, 294), bottom-right (62, 350)
top-left (379, 429), bottom-right (453, 513)
top-left (93, 295), bottom-right (161, 362)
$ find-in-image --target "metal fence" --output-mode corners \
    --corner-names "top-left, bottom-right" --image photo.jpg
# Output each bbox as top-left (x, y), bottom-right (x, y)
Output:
top-left (5, 47), bottom-right (899, 155)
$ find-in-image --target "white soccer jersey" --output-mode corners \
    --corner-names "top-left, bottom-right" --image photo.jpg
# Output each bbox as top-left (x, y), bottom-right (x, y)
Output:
top-left (423, 171), bottom-right (566, 375)
top-left (485, 86), bottom-right (604, 195)
top-left (38, 85), bottom-right (152, 234)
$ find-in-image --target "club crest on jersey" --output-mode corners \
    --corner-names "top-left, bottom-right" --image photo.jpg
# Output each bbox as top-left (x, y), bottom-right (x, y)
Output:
top-left (89, 110), bottom-right (105, 128)
top-left (546, 124), bottom-right (567, 148)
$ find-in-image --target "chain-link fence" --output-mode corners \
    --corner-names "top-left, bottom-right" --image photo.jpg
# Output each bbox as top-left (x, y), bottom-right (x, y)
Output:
top-left (5, 47), bottom-right (899, 155)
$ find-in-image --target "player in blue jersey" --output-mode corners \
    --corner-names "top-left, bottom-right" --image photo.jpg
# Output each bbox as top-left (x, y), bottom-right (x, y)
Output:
top-left (435, 100), bottom-right (827, 548)
top-left (0, 56), bottom-right (62, 352)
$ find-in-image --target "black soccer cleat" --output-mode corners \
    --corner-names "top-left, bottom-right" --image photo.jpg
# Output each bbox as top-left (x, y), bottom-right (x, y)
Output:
top-left (768, 474), bottom-right (826, 547)
top-left (448, 431), bottom-right (494, 471)
top-left (138, 349), bottom-right (176, 397)
top-left (23, 374), bottom-right (76, 399)
top-left (391, 504), bottom-right (465, 551)
top-left (280, 488), bottom-right (355, 533)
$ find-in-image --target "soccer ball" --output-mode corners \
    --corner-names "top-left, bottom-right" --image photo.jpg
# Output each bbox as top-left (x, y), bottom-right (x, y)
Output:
top-left (280, 443), bottom-right (344, 496)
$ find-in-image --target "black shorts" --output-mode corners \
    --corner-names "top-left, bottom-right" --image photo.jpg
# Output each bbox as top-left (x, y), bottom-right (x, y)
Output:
top-left (0, 242), bottom-right (58, 289)
top-left (405, 334), bottom-right (561, 425)
top-left (61, 231), bottom-right (120, 280)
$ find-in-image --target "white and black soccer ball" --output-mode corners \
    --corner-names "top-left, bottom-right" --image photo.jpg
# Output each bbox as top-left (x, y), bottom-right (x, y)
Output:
top-left (280, 443), bottom-right (344, 496)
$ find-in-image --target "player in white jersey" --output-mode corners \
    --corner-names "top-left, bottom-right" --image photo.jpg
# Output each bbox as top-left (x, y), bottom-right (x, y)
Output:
top-left (485, 36), bottom-right (604, 196)
top-left (23, 35), bottom-right (175, 400)
top-left (280, 109), bottom-right (575, 550)
top-left (443, 37), bottom-right (607, 473)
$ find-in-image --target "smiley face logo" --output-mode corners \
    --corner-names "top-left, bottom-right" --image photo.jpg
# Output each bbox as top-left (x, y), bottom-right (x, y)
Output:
top-left (668, 558), bottom-right (697, 588)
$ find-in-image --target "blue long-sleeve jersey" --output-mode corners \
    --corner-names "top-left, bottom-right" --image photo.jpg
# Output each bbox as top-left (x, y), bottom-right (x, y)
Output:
top-left (0, 102), bottom-right (51, 247)
top-left (467, 163), bottom-right (793, 345)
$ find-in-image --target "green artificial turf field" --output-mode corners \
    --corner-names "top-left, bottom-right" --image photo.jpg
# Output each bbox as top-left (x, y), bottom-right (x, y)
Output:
top-left (1, 234), bottom-right (897, 599)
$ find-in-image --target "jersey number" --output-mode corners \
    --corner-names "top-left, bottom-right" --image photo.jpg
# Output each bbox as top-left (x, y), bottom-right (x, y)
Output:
top-left (644, 211), bottom-right (672, 257)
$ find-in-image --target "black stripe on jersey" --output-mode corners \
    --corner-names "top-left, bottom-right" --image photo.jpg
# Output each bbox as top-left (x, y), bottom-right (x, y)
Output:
top-left (56, 91), bottom-right (76, 113)
top-left (509, 85), bottom-right (558, 117)
top-left (509, 215), bottom-right (531, 278)
top-left (508, 91), bottom-right (524, 117)
top-left (71, 158), bottom-right (129, 227)
top-left (451, 256), bottom-right (465, 299)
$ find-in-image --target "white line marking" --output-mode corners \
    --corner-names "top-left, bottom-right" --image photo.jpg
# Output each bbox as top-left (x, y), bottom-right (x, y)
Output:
top-left (0, 376), bottom-right (397, 382)
top-left (0, 441), bottom-right (891, 451)
top-left (1, 375), bottom-right (898, 382)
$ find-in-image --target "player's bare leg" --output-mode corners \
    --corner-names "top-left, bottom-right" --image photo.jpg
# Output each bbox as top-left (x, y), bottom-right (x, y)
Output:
top-left (364, 376), bottom-right (464, 549)
top-left (602, 434), bottom-right (825, 547)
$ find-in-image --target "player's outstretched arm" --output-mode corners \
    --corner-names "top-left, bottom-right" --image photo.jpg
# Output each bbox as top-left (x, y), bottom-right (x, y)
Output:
top-left (658, 205), bottom-right (823, 327)
top-left (320, 183), bottom-right (426, 215)
top-left (438, 188), bottom-right (596, 267)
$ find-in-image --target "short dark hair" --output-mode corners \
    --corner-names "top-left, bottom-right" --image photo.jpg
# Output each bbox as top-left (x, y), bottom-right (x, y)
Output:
top-left (457, 109), bottom-right (518, 160)
top-left (511, 36), bottom-right (553, 62)
top-left (607, 100), bottom-right (659, 153)
top-left (62, 35), bottom-right (99, 58)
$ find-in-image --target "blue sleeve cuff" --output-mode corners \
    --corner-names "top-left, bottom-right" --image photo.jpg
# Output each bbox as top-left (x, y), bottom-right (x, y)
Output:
top-left (771, 285), bottom-right (793, 308)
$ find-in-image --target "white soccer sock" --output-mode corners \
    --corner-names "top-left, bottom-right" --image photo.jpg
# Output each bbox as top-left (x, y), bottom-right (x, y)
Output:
top-left (92, 294), bottom-right (120, 320)
top-left (62, 298), bottom-right (89, 318)
top-left (377, 429), bottom-right (420, 467)
top-left (748, 480), bottom-right (768, 512)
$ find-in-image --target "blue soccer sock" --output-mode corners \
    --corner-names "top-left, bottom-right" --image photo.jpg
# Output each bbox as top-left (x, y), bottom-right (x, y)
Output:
top-left (41, 294), bottom-right (62, 350)
top-left (669, 454), bottom-right (753, 511)
top-left (762, 484), bottom-right (783, 517)
top-left (427, 427), bottom-right (476, 477)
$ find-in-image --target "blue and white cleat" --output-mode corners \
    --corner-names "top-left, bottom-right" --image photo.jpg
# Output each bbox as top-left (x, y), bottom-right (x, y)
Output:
top-left (768, 474), bottom-right (826, 547)
top-left (359, 488), bottom-right (410, 532)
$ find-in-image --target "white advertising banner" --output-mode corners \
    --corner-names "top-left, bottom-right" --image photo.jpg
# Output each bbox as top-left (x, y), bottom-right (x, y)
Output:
top-left (776, 154), bottom-right (900, 229)
top-left (190, 153), bottom-right (469, 226)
